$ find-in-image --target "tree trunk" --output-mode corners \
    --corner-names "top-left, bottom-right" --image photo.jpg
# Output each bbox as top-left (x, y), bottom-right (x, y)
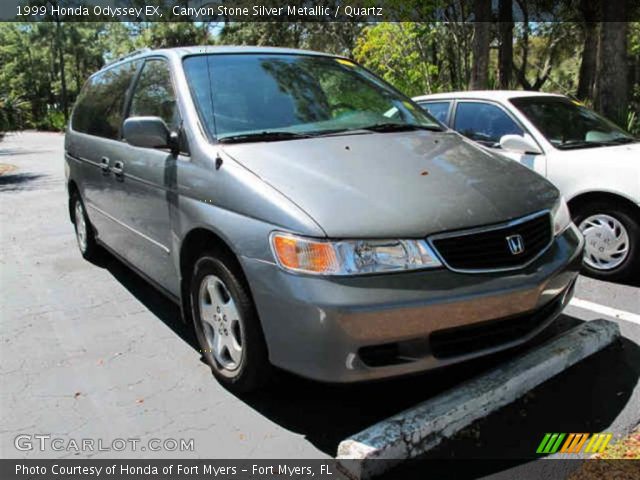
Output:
top-left (498, 0), bottom-right (513, 89)
top-left (577, 22), bottom-right (598, 100)
top-left (55, 19), bottom-right (68, 123)
top-left (595, 0), bottom-right (628, 124)
top-left (470, 0), bottom-right (491, 90)
top-left (577, 0), bottom-right (600, 100)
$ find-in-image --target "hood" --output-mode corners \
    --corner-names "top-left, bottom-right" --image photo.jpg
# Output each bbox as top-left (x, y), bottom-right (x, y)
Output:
top-left (557, 141), bottom-right (640, 164)
top-left (549, 141), bottom-right (640, 205)
top-left (222, 131), bottom-right (559, 238)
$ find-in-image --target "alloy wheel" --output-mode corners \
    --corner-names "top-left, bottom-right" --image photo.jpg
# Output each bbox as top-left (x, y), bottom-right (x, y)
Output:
top-left (198, 275), bottom-right (245, 372)
top-left (74, 200), bottom-right (88, 253)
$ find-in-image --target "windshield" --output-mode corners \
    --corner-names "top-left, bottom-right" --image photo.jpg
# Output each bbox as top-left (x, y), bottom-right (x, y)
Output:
top-left (183, 53), bottom-right (441, 142)
top-left (510, 96), bottom-right (636, 150)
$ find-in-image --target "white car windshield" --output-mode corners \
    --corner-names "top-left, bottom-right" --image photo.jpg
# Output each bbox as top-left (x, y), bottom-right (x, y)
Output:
top-left (510, 96), bottom-right (637, 150)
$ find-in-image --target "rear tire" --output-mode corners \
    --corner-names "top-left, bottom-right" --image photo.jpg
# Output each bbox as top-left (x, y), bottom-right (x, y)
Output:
top-left (72, 193), bottom-right (100, 262)
top-left (573, 201), bottom-right (639, 282)
top-left (190, 251), bottom-right (271, 393)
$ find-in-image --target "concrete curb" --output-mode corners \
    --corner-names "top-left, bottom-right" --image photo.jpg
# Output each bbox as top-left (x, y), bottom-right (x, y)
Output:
top-left (336, 319), bottom-right (620, 479)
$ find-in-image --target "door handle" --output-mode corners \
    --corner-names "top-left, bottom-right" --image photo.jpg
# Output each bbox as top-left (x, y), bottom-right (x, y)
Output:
top-left (100, 157), bottom-right (110, 172)
top-left (112, 161), bottom-right (124, 176)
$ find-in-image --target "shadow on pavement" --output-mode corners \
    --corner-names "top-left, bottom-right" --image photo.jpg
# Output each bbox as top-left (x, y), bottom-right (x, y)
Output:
top-left (386, 335), bottom-right (640, 479)
top-left (0, 172), bottom-right (48, 192)
top-left (90, 251), bottom-right (198, 350)
top-left (94, 249), bottom-right (639, 476)
top-left (239, 316), bottom-right (639, 460)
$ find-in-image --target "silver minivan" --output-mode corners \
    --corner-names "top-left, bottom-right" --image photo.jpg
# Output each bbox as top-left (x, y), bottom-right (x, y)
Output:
top-left (65, 47), bottom-right (584, 392)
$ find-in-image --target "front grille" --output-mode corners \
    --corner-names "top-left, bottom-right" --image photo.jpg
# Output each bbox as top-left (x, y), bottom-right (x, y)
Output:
top-left (430, 211), bottom-right (552, 271)
top-left (429, 290), bottom-right (566, 359)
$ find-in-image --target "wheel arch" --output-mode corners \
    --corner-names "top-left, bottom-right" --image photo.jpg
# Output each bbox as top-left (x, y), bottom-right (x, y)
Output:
top-left (178, 227), bottom-right (250, 324)
top-left (568, 191), bottom-right (640, 221)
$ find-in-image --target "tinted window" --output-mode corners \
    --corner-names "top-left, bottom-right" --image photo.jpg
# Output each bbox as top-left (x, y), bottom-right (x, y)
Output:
top-left (183, 54), bottom-right (441, 141)
top-left (420, 101), bottom-right (450, 123)
top-left (510, 96), bottom-right (635, 149)
top-left (129, 59), bottom-right (179, 130)
top-left (453, 102), bottom-right (523, 147)
top-left (72, 61), bottom-right (138, 139)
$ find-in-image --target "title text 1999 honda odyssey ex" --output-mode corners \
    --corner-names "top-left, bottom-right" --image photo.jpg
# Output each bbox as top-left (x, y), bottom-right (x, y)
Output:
top-left (65, 47), bottom-right (584, 392)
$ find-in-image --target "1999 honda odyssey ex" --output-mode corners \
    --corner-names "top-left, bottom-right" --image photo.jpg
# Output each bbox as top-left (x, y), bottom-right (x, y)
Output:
top-left (65, 47), bottom-right (584, 392)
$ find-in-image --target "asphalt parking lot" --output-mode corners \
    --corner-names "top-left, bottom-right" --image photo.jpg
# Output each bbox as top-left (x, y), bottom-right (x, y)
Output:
top-left (1, 132), bottom-right (639, 473)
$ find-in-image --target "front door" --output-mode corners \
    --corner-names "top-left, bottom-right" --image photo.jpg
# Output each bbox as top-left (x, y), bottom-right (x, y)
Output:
top-left (110, 58), bottom-right (184, 294)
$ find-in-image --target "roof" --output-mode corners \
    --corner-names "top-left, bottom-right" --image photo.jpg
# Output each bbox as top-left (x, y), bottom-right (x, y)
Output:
top-left (413, 90), bottom-right (567, 102)
top-left (98, 45), bottom-right (343, 76)
top-left (170, 45), bottom-right (337, 58)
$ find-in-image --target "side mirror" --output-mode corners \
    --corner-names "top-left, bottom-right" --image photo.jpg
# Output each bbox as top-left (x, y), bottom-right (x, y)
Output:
top-left (123, 116), bottom-right (178, 154)
top-left (499, 134), bottom-right (542, 155)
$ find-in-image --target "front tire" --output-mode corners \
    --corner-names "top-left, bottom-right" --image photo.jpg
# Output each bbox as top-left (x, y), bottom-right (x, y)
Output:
top-left (574, 201), bottom-right (639, 282)
top-left (190, 251), bottom-right (271, 393)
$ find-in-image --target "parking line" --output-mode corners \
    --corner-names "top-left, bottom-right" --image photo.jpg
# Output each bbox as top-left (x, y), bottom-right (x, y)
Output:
top-left (570, 298), bottom-right (640, 326)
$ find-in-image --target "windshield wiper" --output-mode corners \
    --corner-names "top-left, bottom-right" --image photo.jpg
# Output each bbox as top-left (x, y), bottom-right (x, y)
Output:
top-left (602, 137), bottom-right (638, 145)
top-left (361, 122), bottom-right (443, 133)
top-left (218, 131), bottom-right (313, 144)
top-left (556, 139), bottom-right (609, 150)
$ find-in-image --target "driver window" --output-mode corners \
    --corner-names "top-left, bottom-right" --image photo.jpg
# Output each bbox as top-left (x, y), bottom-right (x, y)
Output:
top-left (453, 102), bottom-right (523, 147)
top-left (129, 59), bottom-right (180, 131)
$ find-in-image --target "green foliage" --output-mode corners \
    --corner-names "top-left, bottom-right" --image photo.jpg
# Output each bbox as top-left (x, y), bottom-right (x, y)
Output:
top-left (630, 22), bottom-right (640, 56)
top-left (219, 22), bottom-right (362, 56)
top-left (0, 19), bottom-right (638, 133)
top-left (0, 94), bottom-right (31, 132)
top-left (628, 111), bottom-right (639, 136)
top-left (34, 110), bottom-right (66, 131)
top-left (353, 23), bottom-right (443, 97)
top-left (0, 21), bottom-right (214, 133)
top-left (0, 22), bottom-right (111, 131)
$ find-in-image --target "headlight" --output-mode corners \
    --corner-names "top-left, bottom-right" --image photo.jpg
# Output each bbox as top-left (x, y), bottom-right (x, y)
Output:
top-left (270, 232), bottom-right (442, 275)
top-left (552, 196), bottom-right (572, 235)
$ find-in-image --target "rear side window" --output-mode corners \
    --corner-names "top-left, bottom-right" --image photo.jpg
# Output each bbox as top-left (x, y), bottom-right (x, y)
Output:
top-left (419, 101), bottom-right (451, 124)
top-left (453, 102), bottom-right (523, 147)
top-left (128, 59), bottom-right (180, 131)
top-left (72, 61), bottom-right (139, 139)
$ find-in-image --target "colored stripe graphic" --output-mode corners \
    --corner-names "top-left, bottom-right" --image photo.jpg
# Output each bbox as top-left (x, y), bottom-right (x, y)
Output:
top-left (537, 433), bottom-right (566, 454)
top-left (571, 434), bottom-right (589, 453)
top-left (538, 433), bottom-right (613, 454)
top-left (543, 433), bottom-right (559, 453)
top-left (585, 433), bottom-right (613, 453)
top-left (549, 433), bottom-right (565, 453)
top-left (560, 434), bottom-right (576, 453)
top-left (537, 433), bottom-right (552, 453)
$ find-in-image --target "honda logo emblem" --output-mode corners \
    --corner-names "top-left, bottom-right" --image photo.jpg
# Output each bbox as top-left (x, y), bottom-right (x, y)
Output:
top-left (506, 234), bottom-right (525, 255)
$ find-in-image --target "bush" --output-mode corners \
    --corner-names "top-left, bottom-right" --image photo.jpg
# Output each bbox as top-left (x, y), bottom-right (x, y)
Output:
top-left (628, 85), bottom-right (640, 136)
top-left (628, 111), bottom-right (639, 136)
top-left (0, 94), bottom-right (31, 132)
top-left (34, 110), bottom-right (66, 132)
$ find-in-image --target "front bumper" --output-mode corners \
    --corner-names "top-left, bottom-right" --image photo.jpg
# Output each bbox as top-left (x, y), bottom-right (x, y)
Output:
top-left (241, 224), bottom-right (584, 382)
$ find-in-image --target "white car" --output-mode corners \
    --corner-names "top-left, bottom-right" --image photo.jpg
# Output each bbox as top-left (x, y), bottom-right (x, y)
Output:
top-left (414, 91), bottom-right (639, 282)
